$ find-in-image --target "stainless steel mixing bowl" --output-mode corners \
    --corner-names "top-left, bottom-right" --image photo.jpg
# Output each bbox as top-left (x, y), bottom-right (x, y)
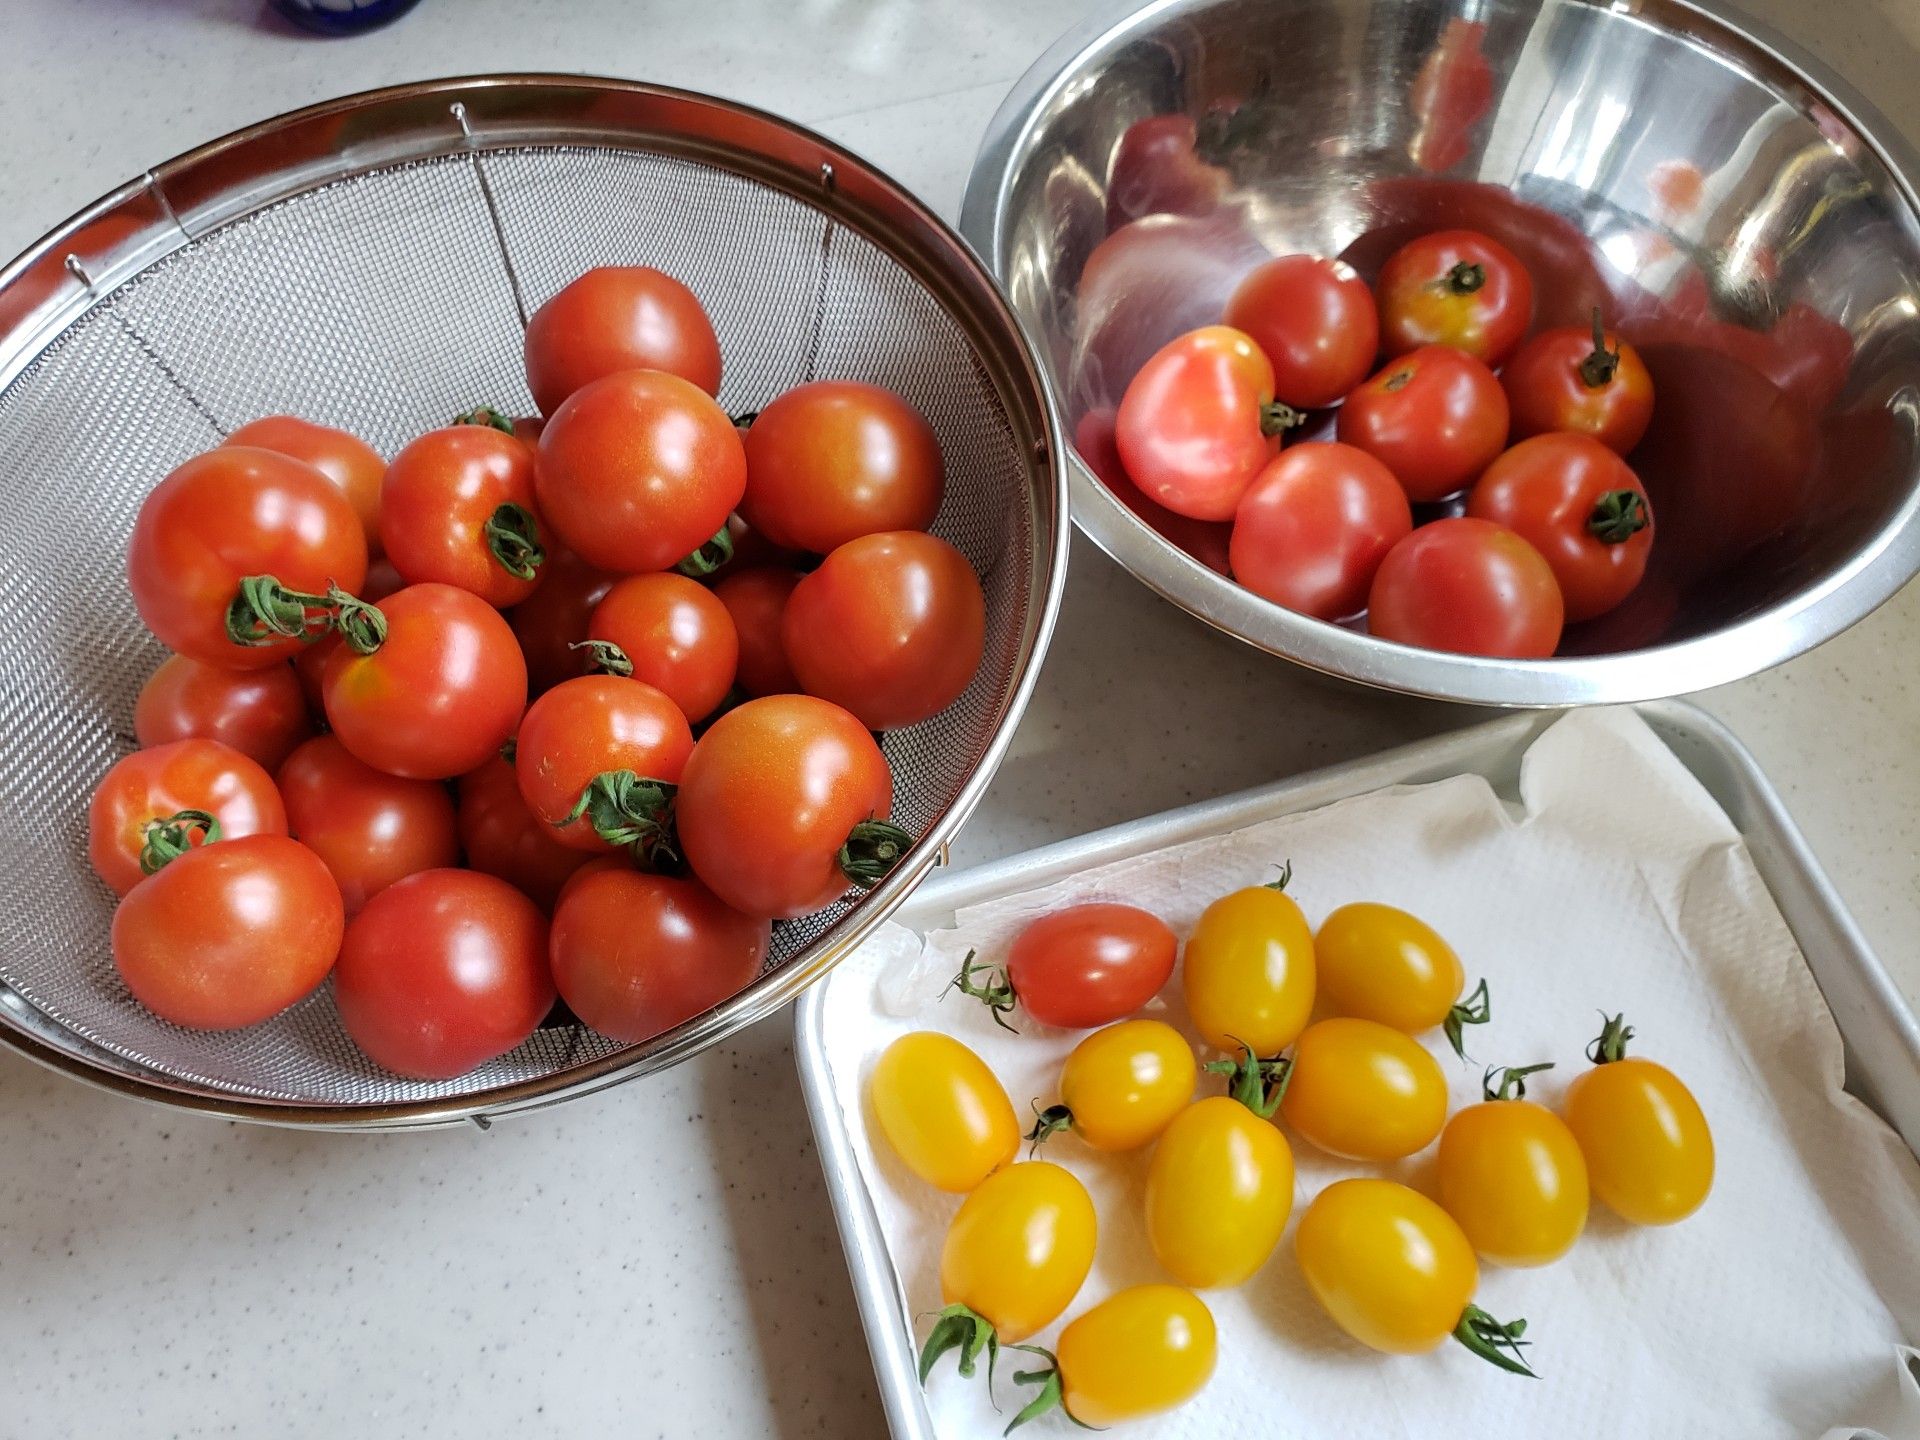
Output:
top-left (0, 77), bottom-right (1067, 1127)
top-left (962, 0), bottom-right (1920, 705)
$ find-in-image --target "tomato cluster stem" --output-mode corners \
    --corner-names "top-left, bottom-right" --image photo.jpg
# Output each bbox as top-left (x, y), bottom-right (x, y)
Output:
top-left (223, 575), bottom-right (337, 648)
top-left (137, 809), bottom-right (221, 876)
top-left (674, 525), bottom-right (735, 578)
top-left (918, 1303), bottom-right (999, 1384)
top-left (1453, 1304), bottom-right (1537, 1377)
top-left (838, 818), bottom-right (911, 890)
top-left (484, 502), bottom-right (546, 581)
top-left (1443, 977), bottom-right (1491, 1060)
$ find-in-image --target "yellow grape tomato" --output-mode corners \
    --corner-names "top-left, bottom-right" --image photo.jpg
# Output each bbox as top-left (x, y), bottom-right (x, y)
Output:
top-left (1437, 1096), bottom-right (1589, 1266)
top-left (1181, 883), bottom-right (1316, 1054)
top-left (1294, 1178), bottom-right (1478, 1354)
top-left (868, 1031), bottom-right (1018, 1193)
top-left (1280, 1017), bottom-right (1449, 1160)
top-left (1564, 1053), bottom-right (1713, 1226)
top-left (1056, 1285), bottom-right (1217, 1426)
top-left (1314, 902), bottom-right (1465, 1033)
top-left (940, 1161), bottom-right (1097, 1342)
top-left (1052, 1019), bottom-right (1198, 1152)
top-left (1145, 1096), bottom-right (1295, 1288)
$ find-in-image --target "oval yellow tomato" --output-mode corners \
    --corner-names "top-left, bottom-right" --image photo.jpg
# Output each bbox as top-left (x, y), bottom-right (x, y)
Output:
top-left (1315, 903), bottom-right (1485, 1055)
top-left (868, 1031), bottom-right (1018, 1193)
top-left (1563, 1015), bottom-right (1712, 1225)
top-left (1438, 1066), bottom-right (1588, 1266)
top-left (1049, 1286), bottom-right (1217, 1427)
top-left (1296, 1178), bottom-right (1478, 1354)
top-left (1182, 881), bottom-right (1316, 1054)
top-left (1281, 1017), bottom-right (1448, 1160)
top-left (940, 1161), bottom-right (1097, 1342)
top-left (1034, 1019), bottom-right (1197, 1152)
top-left (1145, 1095), bottom-right (1295, 1288)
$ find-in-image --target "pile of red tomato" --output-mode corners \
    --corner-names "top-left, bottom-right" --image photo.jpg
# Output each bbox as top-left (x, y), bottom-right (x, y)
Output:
top-left (89, 264), bottom-right (986, 1081)
top-left (1101, 228), bottom-right (1658, 657)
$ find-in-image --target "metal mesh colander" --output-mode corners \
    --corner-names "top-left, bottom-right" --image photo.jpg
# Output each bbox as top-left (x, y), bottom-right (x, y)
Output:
top-left (0, 78), bottom-right (1065, 1128)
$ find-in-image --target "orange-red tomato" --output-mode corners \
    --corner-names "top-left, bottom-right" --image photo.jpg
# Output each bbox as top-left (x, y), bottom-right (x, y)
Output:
top-left (380, 426), bottom-right (546, 607)
top-left (1337, 346), bottom-right (1509, 502)
top-left (1502, 315), bottom-right (1655, 454)
top-left (513, 675), bottom-right (694, 854)
top-left (277, 735), bottom-right (459, 916)
top-left (1117, 326), bottom-right (1288, 521)
top-left (226, 415), bottom-right (385, 556)
top-left (506, 546), bottom-right (617, 696)
top-left (1007, 903), bottom-right (1178, 1029)
top-left (455, 756), bottom-right (594, 910)
top-left (711, 566), bottom-right (802, 697)
top-left (1224, 256), bottom-right (1379, 410)
top-left (134, 655), bottom-right (312, 773)
top-left (1377, 229), bottom-right (1534, 366)
top-left (522, 266), bottom-right (722, 415)
top-left (1368, 517), bottom-right (1564, 658)
top-left (586, 572), bottom-right (740, 723)
top-left (87, 739), bottom-right (288, 897)
top-left (1229, 443), bottom-right (1412, 621)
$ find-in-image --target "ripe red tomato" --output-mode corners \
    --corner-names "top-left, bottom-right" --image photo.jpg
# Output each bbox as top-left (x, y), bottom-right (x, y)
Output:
top-left (676, 695), bottom-right (905, 919)
top-left (1224, 256), bottom-right (1380, 409)
top-left (293, 556), bottom-right (402, 713)
top-left (112, 834), bottom-right (342, 1030)
top-left (513, 675), bottom-right (694, 855)
top-left (782, 532), bottom-right (985, 730)
top-left (1466, 433), bottom-right (1654, 621)
top-left (1230, 443), bottom-right (1413, 621)
top-left (711, 566), bottom-right (802, 697)
top-left (1007, 903), bottom-right (1178, 1029)
top-left (88, 739), bottom-right (287, 896)
top-left (1116, 326), bottom-right (1290, 520)
top-left (1376, 228), bottom-right (1534, 366)
top-left (585, 572), bottom-right (739, 723)
top-left (379, 425), bottom-right (546, 607)
top-left (128, 446), bottom-right (368, 668)
top-left (1337, 346), bottom-right (1509, 501)
top-left (276, 734), bottom-right (459, 916)
top-left (739, 381), bottom-right (944, 553)
top-left (321, 583), bottom-right (526, 780)
top-left (522, 266), bottom-right (722, 415)
top-left (1074, 409), bottom-right (1231, 575)
top-left (226, 415), bottom-right (386, 556)
top-left (535, 369), bottom-right (747, 574)
top-left (1502, 312), bottom-right (1655, 454)
top-left (549, 867), bottom-right (769, 1042)
top-left (134, 655), bottom-right (312, 772)
top-left (507, 547), bottom-right (617, 696)
top-left (456, 756), bottom-right (594, 910)
top-left (1368, 517), bottom-right (1564, 657)
top-left (333, 869), bottom-right (554, 1079)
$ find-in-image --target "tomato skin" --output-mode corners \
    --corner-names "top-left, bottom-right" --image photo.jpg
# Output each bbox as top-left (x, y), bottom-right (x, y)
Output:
top-left (1008, 903), bottom-right (1177, 1029)
top-left (1056, 1286), bottom-right (1217, 1426)
top-left (1295, 1178), bottom-right (1479, 1354)
top-left (507, 547), bottom-right (617, 696)
top-left (276, 735), bottom-right (459, 916)
top-left (455, 756), bottom-right (593, 910)
top-left (1116, 326), bottom-right (1284, 521)
top-left (740, 381), bottom-right (944, 553)
top-left (294, 556), bottom-right (401, 713)
top-left (1053, 1020), bottom-right (1197, 1151)
top-left (226, 415), bottom-right (385, 556)
top-left (1337, 346), bottom-right (1509, 501)
top-left (1377, 228), bottom-right (1534, 366)
top-left (523, 266), bottom-right (722, 415)
top-left (587, 572), bottom-right (739, 722)
top-left (379, 426), bottom-right (545, 607)
top-left (711, 566), bottom-right (802, 697)
top-left (322, 583), bottom-right (527, 780)
top-left (1075, 408), bottom-right (1232, 576)
top-left (1314, 902), bottom-right (1464, 1033)
top-left (1466, 434), bottom-right (1654, 622)
top-left (1281, 1018), bottom-right (1448, 1161)
top-left (940, 1162), bottom-right (1097, 1342)
top-left (535, 370), bottom-right (746, 574)
top-left (128, 446), bottom-right (369, 669)
top-left (1563, 1056), bottom-right (1713, 1225)
top-left (1502, 322), bottom-right (1654, 454)
top-left (675, 695), bottom-right (897, 919)
top-left (1367, 517), bottom-right (1564, 658)
top-left (513, 675), bottom-right (694, 852)
top-left (1224, 256), bottom-right (1379, 409)
top-left (88, 739), bottom-right (288, 897)
top-left (549, 866), bottom-right (767, 1043)
top-left (1145, 1096), bottom-right (1295, 1288)
top-left (112, 834), bottom-right (341, 1029)
top-left (1229, 443), bottom-right (1412, 621)
top-left (333, 868), bottom-right (554, 1079)
top-left (783, 532), bottom-right (985, 731)
top-left (1438, 1097), bottom-right (1589, 1266)
top-left (868, 1031), bottom-right (1021, 1192)
top-left (1181, 885), bottom-right (1316, 1055)
top-left (134, 655), bottom-right (312, 773)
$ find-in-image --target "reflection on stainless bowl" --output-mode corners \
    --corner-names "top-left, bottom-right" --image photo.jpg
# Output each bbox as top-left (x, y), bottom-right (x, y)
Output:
top-left (963, 0), bottom-right (1920, 705)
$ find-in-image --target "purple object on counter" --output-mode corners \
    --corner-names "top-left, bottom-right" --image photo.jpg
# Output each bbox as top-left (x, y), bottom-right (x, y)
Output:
top-left (270, 0), bottom-right (422, 34)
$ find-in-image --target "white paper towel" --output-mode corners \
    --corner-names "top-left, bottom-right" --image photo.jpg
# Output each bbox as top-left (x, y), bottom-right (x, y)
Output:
top-left (818, 708), bottom-right (1920, 1438)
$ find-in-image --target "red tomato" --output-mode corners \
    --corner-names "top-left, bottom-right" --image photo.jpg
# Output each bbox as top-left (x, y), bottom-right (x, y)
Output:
top-left (87, 739), bottom-right (287, 897)
top-left (1006, 903), bottom-right (1179, 1029)
top-left (333, 869), bottom-right (554, 1079)
top-left (535, 369), bottom-right (747, 574)
top-left (782, 532), bottom-right (985, 730)
top-left (549, 867), bottom-right (768, 1042)
top-left (127, 446), bottom-right (368, 668)
top-left (1105, 114), bottom-right (1230, 229)
top-left (321, 583), bottom-right (527, 780)
top-left (507, 547), bottom-right (617, 696)
top-left (1368, 517), bottom-right (1564, 657)
top-left (276, 735), bottom-right (459, 916)
top-left (1466, 434), bottom-right (1654, 621)
top-left (1502, 312), bottom-right (1655, 454)
top-left (513, 675), bottom-right (694, 855)
top-left (1073, 409), bottom-right (1231, 575)
top-left (522, 266), bottom-right (722, 415)
top-left (112, 834), bottom-right (341, 1030)
top-left (1230, 444), bottom-right (1413, 620)
top-left (133, 655), bottom-right (312, 772)
top-left (1377, 229), bottom-right (1534, 366)
top-left (1116, 326), bottom-right (1291, 520)
top-left (226, 415), bottom-right (385, 557)
top-left (711, 566), bottom-right (802, 697)
top-left (379, 426), bottom-right (546, 607)
top-left (293, 556), bottom-right (402, 713)
top-left (740, 381), bottom-right (944, 553)
top-left (585, 573), bottom-right (739, 723)
top-left (456, 756), bottom-right (594, 910)
top-left (1337, 346), bottom-right (1509, 501)
top-left (1224, 256), bottom-right (1380, 409)
top-left (676, 694), bottom-right (904, 919)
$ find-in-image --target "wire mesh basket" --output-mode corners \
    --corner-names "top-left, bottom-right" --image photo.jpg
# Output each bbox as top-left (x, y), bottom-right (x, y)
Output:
top-left (0, 77), bottom-right (1067, 1128)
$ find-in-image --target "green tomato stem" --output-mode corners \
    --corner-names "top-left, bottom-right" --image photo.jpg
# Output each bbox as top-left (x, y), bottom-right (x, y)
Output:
top-left (1444, 977), bottom-right (1491, 1061)
top-left (138, 809), bottom-right (222, 876)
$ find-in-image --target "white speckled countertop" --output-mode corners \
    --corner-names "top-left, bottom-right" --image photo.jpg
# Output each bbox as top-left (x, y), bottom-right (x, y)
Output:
top-left (2, 1), bottom-right (1917, 1435)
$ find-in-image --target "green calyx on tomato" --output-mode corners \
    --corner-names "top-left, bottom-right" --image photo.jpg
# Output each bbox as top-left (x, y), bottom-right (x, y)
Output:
top-left (1586, 1011), bottom-right (1636, 1064)
top-left (570, 638), bottom-right (634, 678)
top-left (223, 575), bottom-right (338, 648)
top-left (1443, 976), bottom-right (1492, 1060)
top-left (329, 586), bottom-right (389, 655)
top-left (1481, 1060), bottom-right (1554, 1102)
top-left (1439, 260), bottom-right (1487, 295)
top-left (838, 817), bottom-right (912, 891)
top-left (674, 524), bottom-right (736, 578)
top-left (918, 1302), bottom-right (1000, 1384)
top-left (561, 769), bottom-right (678, 864)
top-left (947, 949), bottom-right (1018, 1032)
top-left (484, 502), bottom-right (546, 582)
top-left (137, 808), bottom-right (221, 876)
top-left (1452, 1303), bottom-right (1537, 1377)
top-left (1262, 859), bottom-right (1295, 892)
top-left (1024, 1101), bottom-right (1074, 1155)
top-left (1260, 400), bottom-right (1306, 436)
top-left (998, 1345), bottom-right (1091, 1435)
top-left (1577, 308), bottom-right (1622, 388)
top-left (453, 406), bottom-right (517, 434)
top-left (1586, 490), bottom-right (1650, 544)
top-left (1204, 1039), bottom-right (1292, 1119)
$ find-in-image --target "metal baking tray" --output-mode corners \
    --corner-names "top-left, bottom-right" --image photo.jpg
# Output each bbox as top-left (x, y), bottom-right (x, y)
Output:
top-left (794, 698), bottom-right (1920, 1439)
